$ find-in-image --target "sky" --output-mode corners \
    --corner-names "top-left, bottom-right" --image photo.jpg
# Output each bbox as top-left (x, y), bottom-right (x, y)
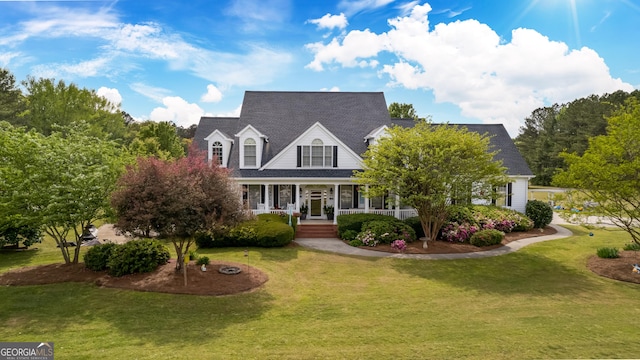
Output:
top-left (0, 0), bottom-right (638, 136)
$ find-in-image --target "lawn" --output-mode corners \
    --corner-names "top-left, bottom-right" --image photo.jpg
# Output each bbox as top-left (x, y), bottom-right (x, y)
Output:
top-left (1, 225), bottom-right (639, 359)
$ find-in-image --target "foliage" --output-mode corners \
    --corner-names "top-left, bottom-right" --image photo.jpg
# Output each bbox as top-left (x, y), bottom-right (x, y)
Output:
top-left (391, 239), bottom-right (407, 252)
top-left (83, 243), bottom-right (118, 271)
top-left (19, 76), bottom-right (128, 141)
top-left (623, 242), bottom-right (640, 251)
top-left (525, 200), bottom-right (554, 228)
top-left (354, 121), bottom-right (508, 246)
top-left (348, 239), bottom-right (364, 247)
top-left (196, 256), bottom-right (210, 266)
top-left (0, 121), bottom-right (126, 264)
top-left (128, 121), bottom-right (186, 160)
top-left (446, 205), bottom-right (476, 225)
top-left (596, 247), bottom-right (620, 259)
top-left (188, 250), bottom-right (199, 261)
top-left (110, 145), bottom-right (246, 269)
top-left (340, 229), bottom-right (359, 241)
top-left (0, 67), bottom-right (25, 124)
top-left (0, 221), bottom-right (42, 249)
top-left (300, 204), bottom-right (308, 214)
top-left (515, 90), bottom-right (640, 185)
top-left (388, 102), bottom-right (418, 120)
top-left (107, 239), bottom-right (170, 277)
top-left (323, 205), bottom-right (334, 215)
top-left (403, 216), bottom-right (425, 238)
top-left (356, 230), bottom-right (378, 246)
top-left (361, 220), bottom-right (416, 244)
top-left (469, 229), bottom-right (504, 247)
top-left (257, 212), bottom-right (298, 228)
top-left (253, 221), bottom-right (294, 247)
top-left (336, 213), bottom-right (397, 238)
top-left (196, 217), bottom-right (294, 248)
top-left (440, 222), bottom-right (480, 242)
top-left (553, 98), bottom-right (640, 245)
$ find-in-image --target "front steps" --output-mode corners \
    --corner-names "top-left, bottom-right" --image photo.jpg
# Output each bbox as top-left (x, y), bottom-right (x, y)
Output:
top-left (296, 222), bottom-right (338, 238)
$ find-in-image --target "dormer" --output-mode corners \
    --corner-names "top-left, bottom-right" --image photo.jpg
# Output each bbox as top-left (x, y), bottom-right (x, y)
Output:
top-left (235, 125), bottom-right (267, 168)
top-left (364, 125), bottom-right (388, 146)
top-left (204, 130), bottom-right (234, 167)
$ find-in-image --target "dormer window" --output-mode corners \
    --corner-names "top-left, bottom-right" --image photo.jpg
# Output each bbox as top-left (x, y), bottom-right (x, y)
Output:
top-left (297, 139), bottom-right (337, 168)
top-left (244, 138), bottom-right (257, 167)
top-left (211, 141), bottom-right (223, 165)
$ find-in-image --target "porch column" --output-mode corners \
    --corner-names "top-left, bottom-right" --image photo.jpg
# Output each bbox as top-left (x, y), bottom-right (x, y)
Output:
top-left (333, 184), bottom-right (339, 225)
top-left (295, 183), bottom-right (300, 212)
top-left (364, 185), bottom-right (370, 214)
top-left (264, 183), bottom-right (270, 211)
top-left (394, 194), bottom-right (400, 220)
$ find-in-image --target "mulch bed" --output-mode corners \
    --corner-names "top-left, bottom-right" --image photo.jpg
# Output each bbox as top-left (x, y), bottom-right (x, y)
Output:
top-left (587, 251), bottom-right (640, 284)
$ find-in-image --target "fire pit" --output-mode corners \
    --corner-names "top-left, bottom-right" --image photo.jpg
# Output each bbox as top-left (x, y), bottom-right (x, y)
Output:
top-left (218, 266), bottom-right (242, 275)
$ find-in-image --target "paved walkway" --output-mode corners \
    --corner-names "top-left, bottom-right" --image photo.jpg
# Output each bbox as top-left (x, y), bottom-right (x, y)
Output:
top-left (294, 224), bottom-right (573, 260)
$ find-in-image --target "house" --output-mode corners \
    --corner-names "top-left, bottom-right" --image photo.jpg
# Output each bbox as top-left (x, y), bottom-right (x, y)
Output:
top-left (193, 91), bottom-right (534, 224)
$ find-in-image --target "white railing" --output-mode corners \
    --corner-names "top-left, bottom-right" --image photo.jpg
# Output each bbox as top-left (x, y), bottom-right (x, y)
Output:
top-left (336, 209), bottom-right (418, 220)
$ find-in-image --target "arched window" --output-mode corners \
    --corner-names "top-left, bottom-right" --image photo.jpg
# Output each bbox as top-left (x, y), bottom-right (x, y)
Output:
top-left (297, 139), bottom-right (336, 168)
top-left (244, 138), bottom-right (256, 167)
top-left (211, 141), bottom-right (223, 165)
top-left (311, 138), bottom-right (323, 166)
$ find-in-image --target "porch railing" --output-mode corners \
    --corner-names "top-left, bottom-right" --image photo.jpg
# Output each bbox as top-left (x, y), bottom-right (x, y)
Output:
top-left (250, 208), bottom-right (418, 220)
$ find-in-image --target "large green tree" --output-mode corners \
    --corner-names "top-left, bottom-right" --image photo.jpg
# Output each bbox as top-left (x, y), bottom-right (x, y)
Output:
top-left (388, 102), bottom-right (419, 120)
top-left (553, 99), bottom-right (640, 245)
top-left (20, 77), bottom-right (128, 141)
top-left (0, 121), bottom-right (126, 263)
top-left (110, 147), bottom-right (246, 270)
top-left (128, 121), bottom-right (186, 160)
top-left (0, 68), bottom-right (24, 124)
top-left (354, 121), bottom-right (508, 246)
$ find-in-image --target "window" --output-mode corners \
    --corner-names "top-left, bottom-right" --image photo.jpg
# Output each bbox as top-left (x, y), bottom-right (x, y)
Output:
top-left (211, 141), bottom-right (223, 165)
top-left (297, 139), bottom-right (337, 168)
top-left (244, 138), bottom-right (256, 167)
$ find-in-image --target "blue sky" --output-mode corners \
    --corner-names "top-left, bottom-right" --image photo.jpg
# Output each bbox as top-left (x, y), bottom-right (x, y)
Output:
top-left (1, 0), bottom-right (638, 136)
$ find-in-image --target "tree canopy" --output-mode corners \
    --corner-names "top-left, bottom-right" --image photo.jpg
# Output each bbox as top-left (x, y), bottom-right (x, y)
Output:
top-left (110, 147), bottom-right (246, 270)
top-left (354, 121), bottom-right (508, 245)
top-left (515, 90), bottom-right (640, 185)
top-left (388, 102), bottom-right (419, 120)
top-left (0, 68), bottom-right (24, 124)
top-left (128, 121), bottom-right (186, 160)
top-left (0, 121), bottom-right (126, 263)
top-left (553, 99), bottom-right (640, 245)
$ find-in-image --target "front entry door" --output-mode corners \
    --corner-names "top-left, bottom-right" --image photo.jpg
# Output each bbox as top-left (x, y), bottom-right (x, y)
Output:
top-left (310, 191), bottom-right (323, 217)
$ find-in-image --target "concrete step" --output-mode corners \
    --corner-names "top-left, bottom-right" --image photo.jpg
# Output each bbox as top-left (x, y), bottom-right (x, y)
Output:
top-left (296, 224), bottom-right (338, 238)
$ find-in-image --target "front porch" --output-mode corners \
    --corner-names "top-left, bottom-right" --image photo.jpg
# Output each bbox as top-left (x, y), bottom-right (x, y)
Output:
top-left (241, 182), bottom-right (418, 223)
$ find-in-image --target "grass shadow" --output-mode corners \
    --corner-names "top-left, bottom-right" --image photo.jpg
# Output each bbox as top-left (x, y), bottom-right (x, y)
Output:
top-left (0, 282), bottom-right (275, 346)
top-left (0, 248), bottom-right (41, 271)
top-left (391, 251), bottom-right (599, 296)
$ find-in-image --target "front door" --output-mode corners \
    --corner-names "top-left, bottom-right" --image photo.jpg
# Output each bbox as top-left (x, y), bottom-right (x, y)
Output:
top-left (310, 191), bottom-right (323, 217)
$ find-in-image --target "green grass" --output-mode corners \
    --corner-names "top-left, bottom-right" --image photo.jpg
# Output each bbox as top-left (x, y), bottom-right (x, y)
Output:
top-left (1, 226), bottom-right (640, 359)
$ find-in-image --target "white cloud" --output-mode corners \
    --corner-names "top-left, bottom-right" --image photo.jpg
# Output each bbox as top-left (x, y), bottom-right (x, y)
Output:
top-left (321, 86), bottom-right (341, 92)
top-left (97, 86), bottom-right (122, 106)
top-left (149, 96), bottom-right (205, 128)
top-left (338, 0), bottom-right (395, 16)
top-left (225, 0), bottom-right (291, 31)
top-left (0, 52), bottom-right (20, 67)
top-left (306, 3), bottom-right (634, 135)
top-left (201, 84), bottom-right (223, 103)
top-left (215, 104), bottom-right (243, 118)
top-left (308, 13), bottom-right (348, 31)
top-left (130, 83), bottom-right (172, 103)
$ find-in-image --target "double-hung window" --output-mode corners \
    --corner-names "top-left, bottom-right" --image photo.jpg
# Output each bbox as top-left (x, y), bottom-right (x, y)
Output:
top-left (297, 139), bottom-right (337, 168)
top-left (211, 141), bottom-right (223, 165)
top-left (244, 138), bottom-right (257, 167)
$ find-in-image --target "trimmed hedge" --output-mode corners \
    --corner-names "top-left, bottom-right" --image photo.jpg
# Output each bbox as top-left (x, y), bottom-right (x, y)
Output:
top-left (196, 217), bottom-right (295, 248)
top-left (525, 200), bottom-right (553, 228)
top-left (469, 229), bottom-right (504, 247)
top-left (107, 239), bottom-right (170, 277)
top-left (84, 243), bottom-right (118, 271)
top-left (361, 220), bottom-right (416, 244)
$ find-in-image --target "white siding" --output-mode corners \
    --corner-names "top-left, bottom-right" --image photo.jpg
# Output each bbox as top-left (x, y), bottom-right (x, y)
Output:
top-left (510, 177), bottom-right (530, 213)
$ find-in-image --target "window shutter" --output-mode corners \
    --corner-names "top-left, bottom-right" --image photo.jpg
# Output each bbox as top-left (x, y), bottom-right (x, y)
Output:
top-left (333, 146), bottom-right (338, 168)
top-left (297, 146), bottom-right (301, 167)
top-left (507, 183), bottom-right (513, 207)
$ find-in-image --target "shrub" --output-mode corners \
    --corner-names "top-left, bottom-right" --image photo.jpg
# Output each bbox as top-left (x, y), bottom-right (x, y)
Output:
top-left (341, 229), bottom-right (359, 241)
top-left (361, 220), bottom-right (416, 244)
top-left (623, 242), bottom-right (640, 251)
top-left (84, 243), bottom-right (118, 271)
top-left (356, 230), bottom-right (378, 246)
top-left (391, 239), bottom-right (407, 252)
top-left (596, 247), bottom-right (619, 259)
top-left (348, 239), bottom-right (364, 247)
top-left (257, 212), bottom-right (298, 228)
top-left (196, 256), bottom-right (210, 266)
top-left (440, 222), bottom-right (479, 242)
top-left (188, 250), bottom-right (199, 260)
top-left (469, 229), bottom-right (504, 247)
top-left (253, 221), bottom-right (294, 247)
top-left (404, 216), bottom-right (425, 238)
top-left (107, 239), bottom-right (170, 277)
top-left (525, 200), bottom-right (554, 228)
top-left (447, 205), bottom-right (477, 225)
top-left (337, 213), bottom-right (397, 238)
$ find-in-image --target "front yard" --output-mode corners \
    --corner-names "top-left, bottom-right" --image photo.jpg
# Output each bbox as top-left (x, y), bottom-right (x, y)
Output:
top-left (0, 225), bottom-right (638, 359)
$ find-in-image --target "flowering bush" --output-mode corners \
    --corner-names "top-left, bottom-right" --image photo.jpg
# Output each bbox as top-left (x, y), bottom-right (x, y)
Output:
top-left (391, 239), bottom-right (407, 252)
top-left (440, 222), bottom-right (479, 242)
top-left (362, 220), bottom-right (416, 244)
top-left (356, 230), bottom-right (378, 247)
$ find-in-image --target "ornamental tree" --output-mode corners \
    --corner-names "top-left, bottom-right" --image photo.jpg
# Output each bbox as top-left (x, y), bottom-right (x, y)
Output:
top-left (110, 147), bottom-right (246, 270)
top-left (0, 121), bottom-right (126, 263)
top-left (553, 99), bottom-right (640, 245)
top-left (354, 120), bottom-right (508, 247)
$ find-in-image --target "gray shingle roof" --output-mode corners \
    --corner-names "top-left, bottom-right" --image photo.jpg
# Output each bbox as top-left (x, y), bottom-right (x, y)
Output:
top-left (194, 91), bottom-right (533, 178)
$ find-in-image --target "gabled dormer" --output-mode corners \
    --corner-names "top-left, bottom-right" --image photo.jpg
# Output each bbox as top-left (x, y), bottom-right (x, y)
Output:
top-left (364, 125), bottom-right (389, 146)
top-left (261, 122), bottom-right (363, 170)
top-left (204, 129), bottom-right (234, 167)
top-left (235, 125), bottom-right (267, 169)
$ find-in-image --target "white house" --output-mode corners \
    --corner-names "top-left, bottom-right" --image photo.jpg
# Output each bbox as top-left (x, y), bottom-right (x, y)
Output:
top-left (194, 91), bottom-right (534, 224)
